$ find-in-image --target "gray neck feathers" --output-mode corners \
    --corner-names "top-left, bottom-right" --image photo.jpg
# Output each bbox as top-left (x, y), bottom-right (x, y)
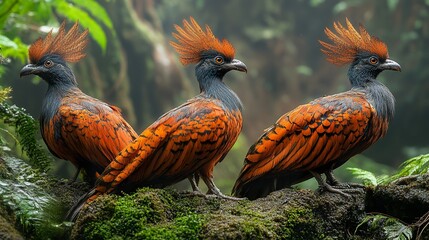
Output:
top-left (201, 79), bottom-right (243, 112)
top-left (355, 80), bottom-right (395, 122)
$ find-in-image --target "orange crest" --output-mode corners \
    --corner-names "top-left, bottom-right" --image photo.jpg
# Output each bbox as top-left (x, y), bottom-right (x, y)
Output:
top-left (170, 17), bottom-right (235, 65)
top-left (28, 21), bottom-right (89, 64)
top-left (319, 18), bottom-right (388, 65)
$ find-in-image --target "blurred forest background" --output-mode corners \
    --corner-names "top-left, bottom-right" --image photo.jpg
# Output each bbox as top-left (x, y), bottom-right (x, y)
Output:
top-left (0, 0), bottom-right (428, 192)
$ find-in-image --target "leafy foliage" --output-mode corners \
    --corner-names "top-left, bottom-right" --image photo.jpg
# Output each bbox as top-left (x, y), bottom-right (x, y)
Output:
top-left (0, 0), bottom-right (113, 78)
top-left (0, 156), bottom-right (65, 238)
top-left (348, 154), bottom-right (429, 186)
top-left (53, 0), bottom-right (114, 51)
top-left (0, 101), bottom-right (52, 172)
top-left (356, 214), bottom-right (412, 240)
top-left (350, 153), bottom-right (429, 239)
top-left (347, 168), bottom-right (380, 186)
top-left (385, 154), bottom-right (429, 183)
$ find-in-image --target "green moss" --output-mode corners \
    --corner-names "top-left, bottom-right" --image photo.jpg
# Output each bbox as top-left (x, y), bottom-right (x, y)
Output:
top-left (81, 188), bottom-right (206, 240)
top-left (201, 199), bottom-right (278, 239)
top-left (135, 214), bottom-right (204, 240)
top-left (279, 206), bottom-right (325, 240)
top-left (172, 193), bottom-right (222, 215)
top-left (73, 187), bottom-right (377, 240)
top-left (202, 214), bottom-right (271, 239)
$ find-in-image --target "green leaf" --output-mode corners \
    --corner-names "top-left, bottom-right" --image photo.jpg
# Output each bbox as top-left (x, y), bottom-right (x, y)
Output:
top-left (0, 0), bottom-right (19, 27)
top-left (71, 0), bottom-right (113, 30)
top-left (0, 37), bottom-right (28, 63)
top-left (0, 35), bottom-right (18, 49)
top-left (347, 167), bottom-right (378, 186)
top-left (356, 214), bottom-right (413, 240)
top-left (54, 1), bottom-right (107, 52)
top-left (377, 154), bottom-right (429, 185)
top-left (395, 154), bottom-right (429, 177)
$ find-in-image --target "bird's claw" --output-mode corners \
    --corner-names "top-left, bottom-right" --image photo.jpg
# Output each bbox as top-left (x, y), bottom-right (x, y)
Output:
top-left (331, 182), bottom-right (365, 189)
top-left (206, 193), bottom-right (245, 201)
top-left (181, 190), bottom-right (205, 197)
top-left (317, 184), bottom-right (351, 198)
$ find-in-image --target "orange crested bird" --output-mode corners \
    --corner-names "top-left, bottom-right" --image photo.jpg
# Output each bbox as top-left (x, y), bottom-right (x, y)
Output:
top-left (19, 21), bottom-right (138, 183)
top-left (232, 18), bottom-right (401, 200)
top-left (67, 16), bottom-right (247, 221)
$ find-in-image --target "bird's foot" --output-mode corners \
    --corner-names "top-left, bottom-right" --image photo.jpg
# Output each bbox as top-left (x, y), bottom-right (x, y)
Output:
top-left (317, 184), bottom-right (351, 197)
top-left (181, 189), bottom-right (205, 198)
top-left (330, 182), bottom-right (365, 189)
top-left (200, 175), bottom-right (245, 200)
top-left (205, 192), bottom-right (245, 201)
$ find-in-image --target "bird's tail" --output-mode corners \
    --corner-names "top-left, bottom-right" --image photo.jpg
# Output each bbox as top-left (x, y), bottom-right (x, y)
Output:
top-left (65, 187), bottom-right (98, 222)
top-left (232, 176), bottom-right (277, 200)
top-left (232, 171), bottom-right (313, 200)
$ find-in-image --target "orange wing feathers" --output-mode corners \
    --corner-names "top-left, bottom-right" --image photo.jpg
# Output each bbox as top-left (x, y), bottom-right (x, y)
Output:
top-left (90, 98), bottom-right (241, 199)
top-left (42, 91), bottom-right (138, 181)
top-left (29, 21), bottom-right (88, 63)
top-left (233, 92), bottom-right (377, 198)
top-left (170, 17), bottom-right (235, 64)
top-left (319, 18), bottom-right (388, 65)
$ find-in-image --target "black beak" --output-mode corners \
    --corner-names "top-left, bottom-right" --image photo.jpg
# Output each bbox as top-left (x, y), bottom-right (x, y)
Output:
top-left (379, 59), bottom-right (401, 72)
top-left (228, 59), bottom-right (247, 73)
top-left (20, 64), bottom-right (38, 77)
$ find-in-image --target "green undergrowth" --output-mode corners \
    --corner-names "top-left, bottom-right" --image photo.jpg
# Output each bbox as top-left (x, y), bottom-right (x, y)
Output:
top-left (349, 153), bottom-right (429, 239)
top-left (348, 154), bottom-right (429, 187)
top-left (0, 156), bottom-right (73, 239)
top-left (0, 102), bottom-right (53, 172)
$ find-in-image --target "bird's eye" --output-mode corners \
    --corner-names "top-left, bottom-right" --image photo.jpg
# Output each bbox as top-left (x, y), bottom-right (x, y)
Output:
top-left (369, 56), bottom-right (378, 65)
top-left (214, 56), bottom-right (224, 64)
top-left (44, 60), bottom-right (53, 68)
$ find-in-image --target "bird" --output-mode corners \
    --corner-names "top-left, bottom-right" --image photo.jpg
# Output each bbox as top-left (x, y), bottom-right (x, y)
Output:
top-left (66, 16), bottom-right (247, 220)
top-left (232, 18), bottom-right (401, 200)
top-left (19, 21), bottom-right (138, 183)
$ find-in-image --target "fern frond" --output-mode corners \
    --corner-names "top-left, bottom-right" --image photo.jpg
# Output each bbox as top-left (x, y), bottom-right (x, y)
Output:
top-left (0, 103), bottom-right (52, 172)
top-left (383, 154), bottom-right (429, 184)
top-left (347, 167), bottom-right (379, 186)
top-left (355, 214), bottom-right (413, 240)
top-left (0, 156), bottom-right (65, 238)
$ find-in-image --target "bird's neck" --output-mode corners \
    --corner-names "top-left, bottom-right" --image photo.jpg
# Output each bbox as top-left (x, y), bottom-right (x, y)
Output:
top-left (45, 79), bottom-right (79, 100)
top-left (197, 72), bottom-right (243, 112)
top-left (349, 72), bottom-right (395, 122)
top-left (41, 80), bottom-right (81, 125)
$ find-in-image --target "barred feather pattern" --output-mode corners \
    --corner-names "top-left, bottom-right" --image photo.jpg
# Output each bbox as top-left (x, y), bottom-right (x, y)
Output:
top-left (170, 17), bottom-right (235, 64)
top-left (319, 18), bottom-right (388, 65)
top-left (28, 21), bottom-right (89, 64)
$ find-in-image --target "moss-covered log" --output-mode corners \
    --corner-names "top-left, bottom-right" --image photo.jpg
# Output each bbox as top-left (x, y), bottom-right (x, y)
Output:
top-left (69, 176), bottom-right (429, 239)
top-left (71, 188), bottom-right (370, 239)
top-left (1, 154), bottom-right (429, 239)
top-left (366, 174), bottom-right (429, 224)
